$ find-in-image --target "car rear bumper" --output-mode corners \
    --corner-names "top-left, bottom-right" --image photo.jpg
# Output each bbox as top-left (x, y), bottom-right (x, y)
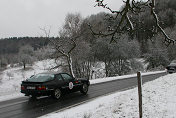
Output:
top-left (21, 90), bottom-right (53, 96)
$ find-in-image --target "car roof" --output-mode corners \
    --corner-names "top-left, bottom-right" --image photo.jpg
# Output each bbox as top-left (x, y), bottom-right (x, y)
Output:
top-left (40, 71), bottom-right (62, 75)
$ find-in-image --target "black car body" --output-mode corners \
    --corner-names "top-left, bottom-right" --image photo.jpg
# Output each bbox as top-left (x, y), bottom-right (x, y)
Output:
top-left (21, 72), bottom-right (90, 99)
top-left (166, 60), bottom-right (176, 74)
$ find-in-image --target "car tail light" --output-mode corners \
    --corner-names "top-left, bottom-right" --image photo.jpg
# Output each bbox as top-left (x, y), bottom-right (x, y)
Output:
top-left (37, 86), bottom-right (46, 90)
top-left (75, 81), bottom-right (79, 83)
top-left (21, 86), bottom-right (25, 90)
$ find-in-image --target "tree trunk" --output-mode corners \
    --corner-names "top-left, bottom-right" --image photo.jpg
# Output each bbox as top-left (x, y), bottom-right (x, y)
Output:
top-left (23, 62), bottom-right (26, 70)
top-left (105, 60), bottom-right (108, 77)
top-left (67, 55), bottom-right (75, 78)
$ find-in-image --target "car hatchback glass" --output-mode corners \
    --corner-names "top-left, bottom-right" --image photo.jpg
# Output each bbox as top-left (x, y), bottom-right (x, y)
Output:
top-left (27, 74), bottom-right (54, 82)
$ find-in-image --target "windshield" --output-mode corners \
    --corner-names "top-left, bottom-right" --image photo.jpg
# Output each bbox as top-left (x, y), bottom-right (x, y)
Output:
top-left (27, 73), bottom-right (54, 82)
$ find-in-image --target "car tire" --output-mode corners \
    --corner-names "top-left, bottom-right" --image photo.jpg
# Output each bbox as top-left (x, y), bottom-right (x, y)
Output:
top-left (53, 88), bottom-right (62, 99)
top-left (80, 83), bottom-right (88, 95)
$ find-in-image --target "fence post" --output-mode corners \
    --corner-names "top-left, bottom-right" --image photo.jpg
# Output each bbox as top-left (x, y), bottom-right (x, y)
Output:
top-left (137, 71), bottom-right (142, 118)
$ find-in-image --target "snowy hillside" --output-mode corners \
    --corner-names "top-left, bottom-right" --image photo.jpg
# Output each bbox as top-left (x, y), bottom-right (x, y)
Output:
top-left (0, 59), bottom-right (59, 101)
top-left (41, 73), bottom-right (176, 118)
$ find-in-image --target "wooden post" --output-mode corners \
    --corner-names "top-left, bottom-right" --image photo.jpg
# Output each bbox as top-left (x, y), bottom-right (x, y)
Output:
top-left (137, 71), bottom-right (142, 118)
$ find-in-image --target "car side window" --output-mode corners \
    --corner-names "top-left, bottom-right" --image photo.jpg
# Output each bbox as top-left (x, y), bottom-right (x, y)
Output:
top-left (61, 74), bottom-right (73, 81)
top-left (55, 74), bottom-right (63, 81)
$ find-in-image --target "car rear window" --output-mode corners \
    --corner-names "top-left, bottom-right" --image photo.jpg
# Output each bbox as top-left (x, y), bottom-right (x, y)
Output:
top-left (27, 74), bottom-right (54, 82)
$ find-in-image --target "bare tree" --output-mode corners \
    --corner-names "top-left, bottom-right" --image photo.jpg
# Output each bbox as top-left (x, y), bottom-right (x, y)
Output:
top-left (19, 45), bottom-right (35, 70)
top-left (41, 13), bottom-right (83, 77)
top-left (72, 40), bottom-right (92, 79)
top-left (89, 0), bottom-right (175, 46)
top-left (0, 57), bottom-right (8, 68)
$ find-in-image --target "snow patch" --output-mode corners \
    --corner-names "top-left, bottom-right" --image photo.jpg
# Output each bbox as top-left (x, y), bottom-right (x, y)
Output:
top-left (0, 59), bottom-right (58, 102)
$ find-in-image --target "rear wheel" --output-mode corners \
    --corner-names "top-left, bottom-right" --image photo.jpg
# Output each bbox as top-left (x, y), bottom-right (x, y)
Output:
top-left (53, 89), bottom-right (62, 99)
top-left (80, 83), bottom-right (88, 94)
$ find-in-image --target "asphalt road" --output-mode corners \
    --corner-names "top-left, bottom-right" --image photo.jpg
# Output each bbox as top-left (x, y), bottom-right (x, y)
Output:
top-left (0, 72), bottom-right (166, 118)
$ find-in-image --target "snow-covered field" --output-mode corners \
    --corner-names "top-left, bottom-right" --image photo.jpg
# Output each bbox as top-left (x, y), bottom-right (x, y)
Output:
top-left (41, 73), bottom-right (176, 118)
top-left (0, 59), bottom-right (59, 101)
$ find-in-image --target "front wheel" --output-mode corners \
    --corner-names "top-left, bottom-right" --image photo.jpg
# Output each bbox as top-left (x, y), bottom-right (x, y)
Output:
top-left (52, 88), bottom-right (62, 99)
top-left (80, 83), bottom-right (89, 95)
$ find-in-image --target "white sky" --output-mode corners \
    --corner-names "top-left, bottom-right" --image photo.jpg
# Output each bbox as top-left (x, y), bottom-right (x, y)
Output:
top-left (0, 0), bottom-right (123, 38)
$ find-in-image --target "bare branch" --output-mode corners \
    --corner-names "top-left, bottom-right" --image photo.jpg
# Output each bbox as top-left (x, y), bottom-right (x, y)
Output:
top-left (49, 64), bottom-right (68, 70)
top-left (126, 13), bottom-right (134, 31)
top-left (92, 0), bottom-right (175, 46)
top-left (68, 38), bottom-right (76, 54)
top-left (40, 27), bottom-right (68, 56)
top-left (39, 26), bottom-right (51, 37)
top-left (92, 0), bottom-right (133, 42)
top-left (150, 0), bottom-right (175, 45)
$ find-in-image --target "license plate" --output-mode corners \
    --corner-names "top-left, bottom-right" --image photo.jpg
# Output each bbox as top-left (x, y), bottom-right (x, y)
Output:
top-left (27, 86), bottom-right (36, 89)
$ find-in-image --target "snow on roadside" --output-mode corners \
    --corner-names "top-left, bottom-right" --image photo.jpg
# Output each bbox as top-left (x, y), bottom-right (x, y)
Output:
top-left (90, 70), bottom-right (165, 85)
top-left (40, 73), bottom-right (176, 118)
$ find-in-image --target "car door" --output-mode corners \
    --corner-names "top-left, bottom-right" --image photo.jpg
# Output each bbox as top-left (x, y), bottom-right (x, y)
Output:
top-left (61, 73), bottom-right (76, 92)
top-left (55, 74), bottom-right (65, 89)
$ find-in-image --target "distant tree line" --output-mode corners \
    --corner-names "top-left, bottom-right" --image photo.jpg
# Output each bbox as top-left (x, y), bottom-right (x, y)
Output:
top-left (0, 37), bottom-right (50, 55)
top-left (0, 37), bottom-right (53, 68)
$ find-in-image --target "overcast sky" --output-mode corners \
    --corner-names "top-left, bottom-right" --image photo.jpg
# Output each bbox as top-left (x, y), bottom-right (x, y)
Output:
top-left (0, 0), bottom-right (123, 38)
